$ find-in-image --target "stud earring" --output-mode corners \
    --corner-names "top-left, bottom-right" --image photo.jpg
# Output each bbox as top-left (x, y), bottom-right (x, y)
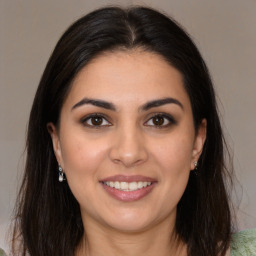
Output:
top-left (58, 165), bottom-right (65, 182)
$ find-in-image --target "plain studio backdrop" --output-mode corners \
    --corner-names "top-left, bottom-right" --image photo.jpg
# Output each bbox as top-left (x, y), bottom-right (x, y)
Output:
top-left (1, 0), bottom-right (255, 252)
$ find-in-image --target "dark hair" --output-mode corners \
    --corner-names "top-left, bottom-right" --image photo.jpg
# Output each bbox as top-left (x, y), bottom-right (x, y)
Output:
top-left (12, 6), bottom-right (233, 256)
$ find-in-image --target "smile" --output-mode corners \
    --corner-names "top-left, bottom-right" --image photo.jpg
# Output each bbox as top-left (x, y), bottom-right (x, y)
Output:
top-left (100, 175), bottom-right (156, 202)
top-left (103, 181), bottom-right (152, 191)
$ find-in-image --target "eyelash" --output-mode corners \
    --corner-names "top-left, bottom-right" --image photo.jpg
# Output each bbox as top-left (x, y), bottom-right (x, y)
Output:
top-left (144, 113), bottom-right (176, 128)
top-left (80, 113), bottom-right (176, 128)
top-left (81, 113), bottom-right (112, 128)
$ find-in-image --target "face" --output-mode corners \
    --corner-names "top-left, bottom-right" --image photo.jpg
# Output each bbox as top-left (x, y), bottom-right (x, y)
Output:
top-left (49, 50), bottom-right (206, 233)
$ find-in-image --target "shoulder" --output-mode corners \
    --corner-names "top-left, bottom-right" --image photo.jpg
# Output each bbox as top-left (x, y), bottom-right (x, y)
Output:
top-left (230, 229), bottom-right (256, 256)
top-left (0, 248), bottom-right (7, 256)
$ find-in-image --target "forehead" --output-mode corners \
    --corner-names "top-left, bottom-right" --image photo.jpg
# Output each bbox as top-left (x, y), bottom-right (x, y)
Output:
top-left (63, 50), bottom-right (191, 110)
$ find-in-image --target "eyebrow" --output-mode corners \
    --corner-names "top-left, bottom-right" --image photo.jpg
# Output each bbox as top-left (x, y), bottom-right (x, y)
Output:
top-left (72, 98), bottom-right (116, 111)
top-left (71, 97), bottom-right (183, 111)
top-left (140, 97), bottom-right (184, 111)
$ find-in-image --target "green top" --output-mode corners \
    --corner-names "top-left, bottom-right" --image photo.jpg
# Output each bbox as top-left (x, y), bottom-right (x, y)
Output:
top-left (0, 248), bottom-right (6, 256)
top-left (0, 229), bottom-right (255, 256)
top-left (231, 229), bottom-right (256, 256)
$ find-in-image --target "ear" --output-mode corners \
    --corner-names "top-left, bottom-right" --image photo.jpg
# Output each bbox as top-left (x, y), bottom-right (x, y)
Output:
top-left (190, 119), bottom-right (207, 170)
top-left (47, 123), bottom-right (64, 167)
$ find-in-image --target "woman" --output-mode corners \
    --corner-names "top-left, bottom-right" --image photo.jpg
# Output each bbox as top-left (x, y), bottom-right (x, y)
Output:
top-left (8, 6), bottom-right (255, 256)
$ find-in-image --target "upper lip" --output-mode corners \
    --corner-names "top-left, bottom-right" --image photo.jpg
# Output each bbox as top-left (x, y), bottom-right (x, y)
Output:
top-left (100, 175), bottom-right (156, 183)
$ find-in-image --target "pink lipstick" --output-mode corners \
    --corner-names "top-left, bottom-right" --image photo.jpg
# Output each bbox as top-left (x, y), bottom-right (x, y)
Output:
top-left (100, 175), bottom-right (157, 202)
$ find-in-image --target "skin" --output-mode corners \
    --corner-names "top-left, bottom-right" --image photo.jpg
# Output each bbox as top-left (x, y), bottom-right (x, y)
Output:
top-left (48, 50), bottom-right (207, 256)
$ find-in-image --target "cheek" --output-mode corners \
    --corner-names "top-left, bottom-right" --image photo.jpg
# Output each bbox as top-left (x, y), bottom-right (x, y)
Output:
top-left (150, 132), bottom-right (194, 200)
top-left (59, 134), bottom-right (110, 208)
top-left (60, 133), bottom-right (108, 179)
top-left (152, 133), bottom-right (194, 174)
top-left (150, 138), bottom-right (192, 215)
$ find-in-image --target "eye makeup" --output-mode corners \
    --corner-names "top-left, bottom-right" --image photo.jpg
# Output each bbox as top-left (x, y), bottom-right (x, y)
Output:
top-left (79, 111), bottom-right (177, 130)
top-left (80, 113), bottom-right (112, 128)
top-left (144, 113), bottom-right (177, 128)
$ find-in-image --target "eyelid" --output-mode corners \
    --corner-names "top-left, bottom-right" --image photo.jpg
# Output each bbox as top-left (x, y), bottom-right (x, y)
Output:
top-left (81, 113), bottom-right (112, 127)
top-left (80, 112), bottom-right (176, 129)
top-left (144, 113), bottom-right (177, 127)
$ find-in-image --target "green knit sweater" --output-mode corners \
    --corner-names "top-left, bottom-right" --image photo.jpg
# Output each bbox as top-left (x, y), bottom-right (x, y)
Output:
top-left (1, 229), bottom-right (255, 256)
top-left (231, 229), bottom-right (256, 256)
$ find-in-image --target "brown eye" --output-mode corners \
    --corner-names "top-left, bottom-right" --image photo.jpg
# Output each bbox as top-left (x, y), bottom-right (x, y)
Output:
top-left (82, 114), bottom-right (111, 127)
top-left (152, 116), bottom-right (164, 126)
top-left (144, 114), bottom-right (176, 128)
top-left (91, 116), bottom-right (103, 126)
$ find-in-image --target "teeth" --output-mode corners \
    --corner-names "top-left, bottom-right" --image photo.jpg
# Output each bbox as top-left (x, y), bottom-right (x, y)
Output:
top-left (104, 181), bottom-right (152, 191)
top-left (114, 181), bottom-right (120, 189)
top-left (120, 182), bottom-right (128, 190)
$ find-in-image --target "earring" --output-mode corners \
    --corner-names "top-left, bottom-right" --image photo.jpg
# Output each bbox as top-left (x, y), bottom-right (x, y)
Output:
top-left (193, 161), bottom-right (198, 175)
top-left (58, 165), bottom-right (65, 182)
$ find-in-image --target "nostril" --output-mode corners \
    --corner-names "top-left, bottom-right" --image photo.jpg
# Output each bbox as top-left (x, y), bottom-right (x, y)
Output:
top-left (113, 159), bottom-right (121, 164)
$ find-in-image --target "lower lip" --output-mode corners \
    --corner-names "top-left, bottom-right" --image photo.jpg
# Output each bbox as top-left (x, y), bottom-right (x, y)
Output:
top-left (101, 183), bottom-right (156, 202)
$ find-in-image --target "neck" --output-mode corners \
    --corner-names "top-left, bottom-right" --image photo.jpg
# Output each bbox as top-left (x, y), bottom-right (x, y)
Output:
top-left (76, 216), bottom-right (187, 256)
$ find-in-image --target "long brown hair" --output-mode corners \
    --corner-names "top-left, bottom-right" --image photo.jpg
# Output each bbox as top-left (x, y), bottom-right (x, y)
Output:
top-left (12, 6), bottom-right (234, 256)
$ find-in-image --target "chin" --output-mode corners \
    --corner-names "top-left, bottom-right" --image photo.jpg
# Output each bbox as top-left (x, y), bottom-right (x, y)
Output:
top-left (102, 210), bottom-right (158, 233)
top-left (108, 220), bottom-right (151, 233)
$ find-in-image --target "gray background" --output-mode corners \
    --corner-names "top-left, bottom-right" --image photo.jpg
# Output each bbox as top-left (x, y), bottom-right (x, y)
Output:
top-left (1, 0), bottom-right (256, 252)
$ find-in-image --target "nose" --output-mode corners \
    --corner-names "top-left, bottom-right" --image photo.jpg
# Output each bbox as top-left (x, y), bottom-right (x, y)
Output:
top-left (109, 126), bottom-right (148, 168)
